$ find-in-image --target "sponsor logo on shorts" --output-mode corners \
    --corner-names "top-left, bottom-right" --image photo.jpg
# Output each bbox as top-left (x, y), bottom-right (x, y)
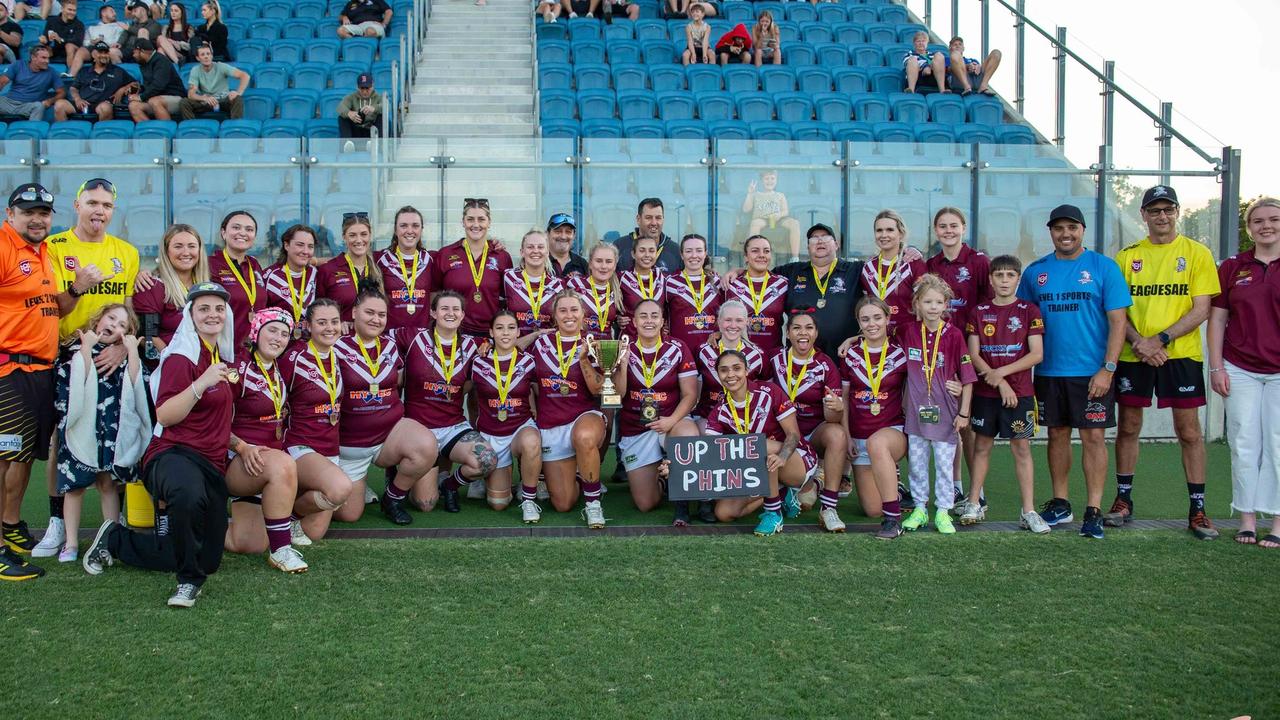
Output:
top-left (0, 434), bottom-right (22, 452)
top-left (1084, 401), bottom-right (1108, 423)
top-left (1178, 385), bottom-right (1195, 393)
top-left (1118, 377), bottom-right (1133, 393)
top-left (1009, 419), bottom-right (1028, 434)
top-left (971, 416), bottom-right (985, 428)
top-left (624, 453), bottom-right (637, 464)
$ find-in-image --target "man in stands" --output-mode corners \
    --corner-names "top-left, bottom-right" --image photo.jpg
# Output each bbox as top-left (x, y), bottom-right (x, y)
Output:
top-left (40, 0), bottom-right (85, 75)
top-left (546, 213), bottom-right (588, 278)
top-left (179, 43), bottom-right (249, 120)
top-left (337, 73), bottom-right (384, 140)
top-left (0, 4), bottom-right (23, 65)
top-left (81, 4), bottom-right (130, 65)
top-left (903, 30), bottom-right (947, 94)
top-left (53, 40), bottom-right (132, 122)
top-left (119, 1), bottom-right (162, 59)
top-left (128, 37), bottom-right (185, 121)
top-left (0, 46), bottom-right (64, 122)
top-left (562, 0), bottom-right (599, 19)
top-left (613, 197), bottom-right (683, 272)
top-left (338, 0), bottom-right (392, 39)
top-left (946, 36), bottom-right (1001, 96)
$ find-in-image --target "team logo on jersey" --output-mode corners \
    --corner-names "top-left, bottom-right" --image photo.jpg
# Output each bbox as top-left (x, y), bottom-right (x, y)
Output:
top-left (830, 277), bottom-right (847, 294)
top-left (17, 259), bottom-right (31, 275)
top-left (1131, 259), bottom-right (1143, 272)
top-left (111, 257), bottom-right (124, 275)
top-left (1006, 316), bottom-right (1023, 333)
top-left (64, 256), bottom-right (78, 271)
top-left (1037, 273), bottom-right (1048, 286)
top-left (983, 323), bottom-right (996, 337)
top-left (907, 347), bottom-right (923, 361)
top-left (956, 267), bottom-right (971, 282)
top-left (1176, 256), bottom-right (1186, 273)
top-left (1078, 270), bottom-right (1093, 285)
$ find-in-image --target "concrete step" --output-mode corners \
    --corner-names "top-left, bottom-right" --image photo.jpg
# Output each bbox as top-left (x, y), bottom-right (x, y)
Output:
top-left (419, 51), bottom-right (533, 62)
top-left (408, 116), bottom-right (535, 128)
top-left (418, 59), bottom-right (534, 71)
top-left (402, 124), bottom-right (536, 137)
top-left (410, 100), bottom-right (533, 114)
top-left (415, 85), bottom-right (533, 97)
top-left (416, 72), bottom-right (531, 85)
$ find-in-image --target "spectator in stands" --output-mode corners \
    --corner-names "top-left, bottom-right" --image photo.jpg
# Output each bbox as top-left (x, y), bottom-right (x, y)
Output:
top-left (715, 23), bottom-right (752, 66)
top-left (602, 0), bottom-right (639, 21)
top-left (40, 0), bottom-right (85, 75)
top-left (0, 4), bottom-right (23, 64)
top-left (127, 37), bottom-right (184, 121)
top-left (562, 0), bottom-right (598, 19)
top-left (751, 9), bottom-right (779, 67)
top-left (741, 170), bottom-right (802, 262)
top-left (338, 0), bottom-right (392, 39)
top-left (80, 5), bottom-right (129, 64)
top-left (178, 43), bottom-right (248, 119)
top-left (14, 0), bottom-right (57, 21)
top-left (53, 40), bottom-right (131, 121)
top-left (0, 46), bottom-right (63, 121)
top-left (119, 0), bottom-right (162, 59)
top-left (535, 0), bottom-right (561, 24)
top-left (946, 36), bottom-right (1000, 96)
top-left (904, 30), bottom-right (948, 94)
top-left (680, 3), bottom-right (710, 66)
top-left (337, 72), bottom-right (384, 140)
top-left (156, 2), bottom-right (194, 64)
top-left (614, 198), bottom-right (682, 273)
top-left (193, 0), bottom-right (229, 61)
top-left (136, 0), bottom-right (167, 21)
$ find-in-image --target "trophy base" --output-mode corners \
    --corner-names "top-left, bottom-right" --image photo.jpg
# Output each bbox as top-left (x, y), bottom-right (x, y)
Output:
top-left (601, 392), bottom-right (623, 410)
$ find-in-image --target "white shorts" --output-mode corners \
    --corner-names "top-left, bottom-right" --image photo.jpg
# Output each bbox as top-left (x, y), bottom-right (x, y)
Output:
top-left (618, 430), bottom-right (666, 471)
top-left (849, 425), bottom-right (904, 467)
top-left (338, 444), bottom-right (384, 483)
top-left (541, 410), bottom-right (605, 463)
top-left (287, 445), bottom-right (339, 465)
top-left (430, 421), bottom-right (475, 455)
top-left (481, 420), bottom-right (538, 470)
top-left (343, 21), bottom-right (386, 36)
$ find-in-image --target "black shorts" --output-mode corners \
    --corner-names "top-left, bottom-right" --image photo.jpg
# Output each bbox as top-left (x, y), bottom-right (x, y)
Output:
top-left (0, 368), bottom-right (55, 464)
top-left (570, 0), bottom-right (592, 14)
top-left (1115, 358), bottom-right (1206, 409)
top-left (970, 394), bottom-right (1037, 440)
top-left (1034, 375), bottom-right (1116, 429)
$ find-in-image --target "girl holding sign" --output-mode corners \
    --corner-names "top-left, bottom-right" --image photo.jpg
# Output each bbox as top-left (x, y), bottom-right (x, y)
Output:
top-left (723, 235), bottom-right (789, 354)
top-left (502, 230), bottom-right (564, 347)
top-left (705, 349), bottom-right (817, 537)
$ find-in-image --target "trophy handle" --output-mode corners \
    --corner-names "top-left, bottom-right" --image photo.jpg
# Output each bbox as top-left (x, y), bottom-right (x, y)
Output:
top-left (586, 336), bottom-right (599, 362)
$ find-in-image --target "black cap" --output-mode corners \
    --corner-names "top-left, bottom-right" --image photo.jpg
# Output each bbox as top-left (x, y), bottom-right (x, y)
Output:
top-left (1046, 204), bottom-right (1086, 228)
top-left (357, 73), bottom-right (373, 88)
top-left (127, 0), bottom-right (148, 10)
top-left (133, 37), bottom-right (154, 52)
top-left (186, 281), bottom-right (230, 304)
top-left (806, 223), bottom-right (836, 241)
top-left (91, 40), bottom-right (110, 52)
top-left (1141, 185), bottom-right (1179, 209)
top-left (546, 212), bottom-right (575, 230)
top-left (8, 183), bottom-right (55, 212)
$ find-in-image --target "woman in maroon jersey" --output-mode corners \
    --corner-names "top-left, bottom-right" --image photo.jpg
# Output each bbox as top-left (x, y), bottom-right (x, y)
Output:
top-left (839, 296), bottom-right (910, 539)
top-left (617, 236), bottom-right (667, 338)
top-left (223, 308), bottom-right (308, 573)
top-left (664, 233), bottom-right (720, 351)
top-left (332, 288), bottom-right (440, 525)
top-left (262, 225), bottom-right (318, 338)
top-left (279, 298), bottom-right (352, 543)
top-left (532, 290), bottom-right (625, 528)
top-left (615, 299), bottom-right (700, 519)
top-left (430, 198), bottom-right (514, 340)
top-left (317, 214), bottom-right (383, 329)
top-left (503, 229), bottom-right (563, 348)
top-left (764, 312), bottom-right (848, 532)
top-left (207, 210), bottom-right (267, 346)
top-left (724, 235), bottom-right (788, 354)
top-left (132, 224), bottom-right (209, 365)
top-left (566, 242), bottom-right (622, 339)
top-left (859, 210), bottom-right (927, 331)
top-left (396, 290), bottom-right (496, 513)
top-left (472, 311), bottom-right (543, 521)
top-left (694, 300), bottom-right (764, 432)
top-left (704, 349), bottom-right (817, 536)
top-left (375, 206), bottom-right (433, 331)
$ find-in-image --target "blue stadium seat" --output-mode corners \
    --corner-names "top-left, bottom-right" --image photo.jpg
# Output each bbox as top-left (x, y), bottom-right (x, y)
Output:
top-left (379, 37), bottom-right (402, 63)
top-left (225, 0), bottom-right (259, 18)
top-left (750, 121), bottom-right (790, 141)
top-left (607, 39), bottom-right (642, 65)
top-left (796, 67), bottom-right (832, 93)
top-left (792, 121), bottom-right (833, 141)
top-left (955, 123), bottom-right (997, 144)
top-left (617, 89), bottom-right (657, 120)
top-left (292, 62), bottom-right (329, 91)
top-left (813, 93), bottom-right (853, 123)
top-left (649, 65), bottom-right (686, 91)
top-left (224, 17), bottom-right (250, 40)
top-left (818, 4), bottom-right (846, 23)
top-left (849, 44), bottom-right (885, 68)
top-left (263, 118), bottom-right (306, 137)
top-left (539, 40), bottom-right (571, 64)
top-left (235, 39), bottom-right (269, 65)
top-left (889, 93), bottom-right (927, 123)
top-left (8, 121), bottom-right (49, 141)
top-left (540, 119), bottom-right (580, 138)
top-left (612, 64), bottom-right (649, 91)
top-left (695, 92), bottom-right (735, 121)
top-left (48, 121), bottom-right (91, 139)
top-left (787, 42), bottom-right (816, 65)
top-left (582, 118), bottom-right (623, 138)
top-left (219, 119), bottom-right (264, 138)
top-left (575, 64), bottom-right (612, 91)
top-left (831, 121), bottom-right (874, 142)
top-left (175, 119), bottom-right (220, 138)
top-left (342, 38), bottom-right (378, 64)
top-left (774, 92), bottom-right (813, 123)
top-left (759, 66), bottom-right (795, 93)
top-left (641, 38), bottom-right (675, 64)
top-left (540, 63), bottom-right (573, 91)
top-left (261, 0), bottom-right (292, 19)
top-left (868, 67), bottom-right (903, 94)
top-left (873, 121), bottom-right (914, 143)
top-left (243, 89), bottom-right (279, 120)
top-left (800, 22), bottom-right (833, 44)
top-left (329, 62), bottom-right (367, 90)
top-left (536, 22), bottom-right (568, 42)
top-left (603, 21), bottom-right (634, 42)
top-left (270, 39), bottom-right (306, 64)
top-left (722, 2), bottom-right (753, 22)
top-left (90, 120), bottom-right (134, 139)
top-left (248, 18), bottom-right (283, 40)
top-left (915, 123), bottom-right (955, 143)
top-left (135, 120), bottom-right (178, 139)
top-left (282, 18), bottom-right (318, 40)
top-left (657, 90), bottom-right (696, 121)
top-left (577, 88), bottom-right (617, 120)
top-left (572, 39), bottom-right (606, 64)
top-left (686, 65), bottom-right (723, 94)
top-left (540, 90), bottom-right (577, 120)
top-left (852, 93), bottom-right (890, 123)
top-left (735, 92), bottom-right (774, 122)
top-left (722, 65), bottom-right (757, 94)
top-left (814, 43), bottom-right (847, 67)
top-left (623, 118), bottom-right (665, 138)
top-left (319, 89), bottom-right (349, 115)
top-left (785, 3), bottom-right (816, 22)
top-left (996, 124), bottom-right (1037, 145)
top-left (834, 23), bottom-right (864, 45)
top-left (926, 93), bottom-right (965, 124)
top-left (965, 95), bottom-right (1003, 125)
top-left (665, 119), bottom-right (708, 139)
top-left (880, 5), bottom-right (909, 24)
top-left (635, 19), bottom-right (667, 41)
top-left (864, 22), bottom-right (896, 45)
top-left (708, 120), bottom-right (750, 139)
top-left (755, 2), bottom-right (784, 19)
top-left (832, 67), bottom-right (870, 94)
top-left (279, 89), bottom-right (320, 120)
top-left (775, 20), bottom-right (799, 44)
top-left (568, 17), bottom-right (603, 41)
top-left (255, 62), bottom-right (290, 91)
top-left (294, 0), bottom-right (326, 19)
top-left (306, 39), bottom-right (342, 65)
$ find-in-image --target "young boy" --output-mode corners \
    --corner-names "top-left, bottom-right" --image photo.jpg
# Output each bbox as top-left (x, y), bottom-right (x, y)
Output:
top-left (681, 3), bottom-right (709, 66)
top-left (962, 255), bottom-right (1047, 532)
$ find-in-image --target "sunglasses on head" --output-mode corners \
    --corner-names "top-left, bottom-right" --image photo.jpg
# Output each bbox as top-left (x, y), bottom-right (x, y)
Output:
top-left (14, 188), bottom-right (54, 204)
top-left (77, 177), bottom-right (117, 199)
top-left (548, 213), bottom-right (574, 226)
top-left (343, 211), bottom-right (370, 221)
top-left (463, 197), bottom-right (490, 209)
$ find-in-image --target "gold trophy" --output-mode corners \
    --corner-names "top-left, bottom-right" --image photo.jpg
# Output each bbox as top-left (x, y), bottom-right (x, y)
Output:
top-left (589, 336), bottom-right (628, 410)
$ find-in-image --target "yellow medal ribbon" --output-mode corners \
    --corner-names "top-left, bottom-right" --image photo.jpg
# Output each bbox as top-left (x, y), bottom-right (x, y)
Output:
top-left (682, 270), bottom-right (707, 313)
top-left (434, 331), bottom-right (457, 380)
top-left (783, 350), bottom-right (811, 401)
top-left (222, 249), bottom-right (257, 305)
top-left (920, 323), bottom-right (942, 400)
top-left (744, 273), bottom-right (769, 316)
top-left (492, 349), bottom-right (518, 406)
top-left (253, 350), bottom-right (283, 421)
top-left (812, 262), bottom-right (834, 300)
top-left (308, 340), bottom-right (339, 409)
top-left (725, 389), bottom-right (752, 434)
top-left (521, 269), bottom-right (547, 320)
top-left (555, 333), bottom-right (578, 379)
top-left (861, 340), bottom-right (889, 404)
top-left (874, 253), bottom-right (899, 299)
top-left (283, 265), bottom-right (308, 323)
top-left (637, 341), bottom-right (662, 388)
top-left (345, 252), bottom-right (370, 287)
top-left (636, 270), bottom-right (658, 300)
top-left (202, 338), bottom-right (222, 366)
top-left (589, 280), bottom-right (611, 330)
top-left (464, 240), bottom-right (489, 296)
top-left (357, 336), bottom-right (382, 379)
top-left (396, 248), bottom-right (420, 296)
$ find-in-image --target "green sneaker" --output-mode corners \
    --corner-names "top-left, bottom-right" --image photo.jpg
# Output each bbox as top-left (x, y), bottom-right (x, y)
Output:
top-left (934, 509), bottom-right (956, 535)
top-left (753, 510), bottom-right (784, 536)
top-left (901, 506), bottom-right (928, 531)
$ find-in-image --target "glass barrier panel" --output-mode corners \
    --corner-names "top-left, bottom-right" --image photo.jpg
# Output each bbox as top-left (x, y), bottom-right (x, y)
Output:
top-left (975, 143), bottom-right (1099, 262)
top-left (440, 138), bottom-right (545, 251)
top-left (40, 138), bottom-right (161, 254)
top-left (307, 137), bottom-right (390, 255)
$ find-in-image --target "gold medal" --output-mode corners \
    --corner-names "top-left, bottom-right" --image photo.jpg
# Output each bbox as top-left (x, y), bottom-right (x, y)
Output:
top-left (870, 402), bottom-right (882, 416)
top-left (275, 425), bottom-right (283, 441)
top-left (369, 383), bottom-right (379, 394)
top-left (492, 350), bottom-right (519, 423)
top-left (812, 262), bottom-right (834, 311)
top-left (464, 240), bottom-right (489, 303)
top-left (862, 339), bottom-right (889, 419)
top-left (473, 291), bottom-right (483, 303)
top-left (310, 341), bottom-right (340, 427)
top-left (406, 304), bottom-right (416, 315)
top-left (329, 413), bottom-right (339, 426)
top-left (497, 407), bottom-right (509, 422)
top-left (225, 369), bottom-right (240, 384)
top-left (292, 326), bottom-right (303, 340)
top-left (641, 398), bottom-right (659, 422)
top-left (561, 383), bottom-right (571, 396)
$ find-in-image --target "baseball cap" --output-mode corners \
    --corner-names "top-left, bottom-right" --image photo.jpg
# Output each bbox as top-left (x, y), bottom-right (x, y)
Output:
top-left (127, 0), bottom-right (148, 10)
top-left (1141, 185), bottom-right (1179, 208)
top-left (133, 37), bottom-right (154, 52)
top-left (8, 183), bottom-right (55, 212)
top-left (1046, 204), bottom-right (1086, 228)
top-left (806, 223), bottom-right (836, 240)
top-left (546, 212), bottom-right (575, 230)
top-left (91, 40), bottom-right (110, 52)
top-left (357, 73), bottom-right (373, 88)
top-left (186, 281), bottom-right (230, 304)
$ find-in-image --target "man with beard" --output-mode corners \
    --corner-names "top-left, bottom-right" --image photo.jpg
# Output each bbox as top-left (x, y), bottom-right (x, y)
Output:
top-left (613, 198), bottom-right (682, 273)
top-left (546, 212), bottom-right (587, 278)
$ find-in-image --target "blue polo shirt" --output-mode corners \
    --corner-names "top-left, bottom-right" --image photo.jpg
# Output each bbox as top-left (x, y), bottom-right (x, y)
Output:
top-left (3, 62), bottom-right (63, 103)
top-left (1016, 249), bottom-right (1131, 377)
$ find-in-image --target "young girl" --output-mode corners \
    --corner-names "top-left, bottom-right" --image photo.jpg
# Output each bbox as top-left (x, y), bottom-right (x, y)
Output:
top-left (742, 170), bottom-right (802, 261)
top-left (751, 10), bottom-right (780, 66)
top-left (56, 304), bottom-right (150, 562)
top-left (472, 311), bottom-right (543, 521)
top-left (898, 274), bottom-right (976, 534)
top-left (618, 236), bottom-right (666, 338)
top-left (664, 233), bottom-right (720, 353)
top-left (681, 3), bottom-right (710, 65)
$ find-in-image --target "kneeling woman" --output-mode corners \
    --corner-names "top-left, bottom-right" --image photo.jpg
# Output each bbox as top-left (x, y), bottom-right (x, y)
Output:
top-left (705, 349), bottom-right (818, 536)
top-left (471, 311), bottom-right (542, 521)
top-left (223, 308), bottom-right (308, 572)
top-left (334, 288), bottom-right (440, 525)
top-left (615, 299), bottom-right (700, 519)
top-left (531, 290), bottom-right (625, 528)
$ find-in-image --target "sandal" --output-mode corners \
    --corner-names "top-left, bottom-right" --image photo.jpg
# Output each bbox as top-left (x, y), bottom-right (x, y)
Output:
top-left (960, 89), bottom-right (973, 97)
top-left (1235, 530), bottom-right (1257, 545)
top-left (1259, 534), bottom-right (1280, 549)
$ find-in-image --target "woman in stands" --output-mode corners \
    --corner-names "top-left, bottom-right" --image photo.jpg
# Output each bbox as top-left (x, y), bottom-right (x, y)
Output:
top-left (664, 232), bottom-right (720, 353)
top-left (617, 235), bottom-right (666, 338)
top-left (208, 210), bottom-right (266, 345)
top-left (317, 213), bottom-right (383, 330)
top-left (375, 206), bottom-right (433, 332)
top-left (751, 9), bottom-right (780, 66)
top-left (396, 291), bottom-right (495, 513)
top-left (262, 224), bottom-right (318, 340)
top-left (532, 290), bottom-right (625, 528)
top-left (705, 349), bottom-right (816, 536)
top-left (723, 234), bottom-right (788, 354)
top-left (332, 288), bottom-right (439, 525)
top-left (502, 229), bottom-right (563, 348)
top-left (566, 242), bottom-right (622, 340)
top-left (471, 311), bottom-right (542, 520)
top-left (223, 308), bottom-right (308, 573)
top-left (132, 224), bottom-right (209, 366)
top-left (431, 198), bottom-right (513, 341)
top-left (156, 2), bottom-right (194, 64)
top-left (859, 209), bottom-right (927, 332)
top-left (194, 0), bottom-right (230, 62)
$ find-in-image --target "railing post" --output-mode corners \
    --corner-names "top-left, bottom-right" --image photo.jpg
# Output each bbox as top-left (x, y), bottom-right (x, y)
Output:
top-left (1218, 147), bottom-right (1242, 258)
top-left (1014, 0), bottom-right (1025, 115)
top-left (950, 0), bottom-right (959, 42)
top-left (980, 0), bottom-right (990, 62)
top-left (1158, 102), bottom-right (1173, 187)
top-left (923, 0), bottom-right (932, 29)
top-left (1054, 26), bottom-right (1066, 148)
top-left (969, 143), bottom-right (983, 252)
top-left (1095, 144), bottom-right (1110, 253)
top-left (1101, 60), bottom-right (1114, 148)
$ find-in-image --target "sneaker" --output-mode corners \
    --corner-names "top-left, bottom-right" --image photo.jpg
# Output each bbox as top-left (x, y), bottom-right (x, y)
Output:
top-left (818, 507), bottom-right (846, 533)
top-left (3, 520), bottom-right (35, 553)
top-left (950, 488), bottom-right (966, 515)
top-left (782, 487), bottom-right (801, 519)
top-left (466, 479), bottom-right (487, 500)
top-left (1079, 508), bottom-right (1104, 539)
top-left (934, 508), bottom-right (956, 535)
top-left (753, 509), bottom-right (784, 536)
top-left (535, 480), bottom-right (550, 500)
top-left (289, 520), bottom-right (313, 547)
top-left (901, 505), bottom-right (928, 531)
top-left (364, 485), bottom-right (378, 505)
top-left (1188, 510), bottom-right (1219, 540)
top-left (82, 519), bottom-right (116, 576)
top-left (267, 546), bottom-right (309, 573)
top-left (1103, 496), bottom-right (1132, 527)
top-left (1038, 498), bottom-right (1073, 526)
top-left (58, 545), bottom-right (79, 563)
top-left (875, 517), bottom-right (902, 540)
top-left (380, 493), bottom-right (412, 526)
top-left (0, 546), bottom-right (43, 581)
top-left (696, 500), bottom-right (717, 523)
top-left (898, 482), bottom-right (915, 511)
top-left (32, 517), bottom-right (65, 558)
top-left (521, 499), bottom-right (542, 524)
top-left (958, 501), bottom-right (985, 525)
top-left (672, 501), bottom-right (690, 527)
top-left (167, 583), bottom-right (201, 608)
top-left (440, 483), bottom-right (461, 513)
top-left (582, 500), bottom-right (606, 529)
top-left (1020, 510), bottom-right (1051, 534)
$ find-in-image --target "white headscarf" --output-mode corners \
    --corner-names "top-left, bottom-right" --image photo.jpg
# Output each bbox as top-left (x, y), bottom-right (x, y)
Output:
top-left (149, 295), bottom-right (235, 438)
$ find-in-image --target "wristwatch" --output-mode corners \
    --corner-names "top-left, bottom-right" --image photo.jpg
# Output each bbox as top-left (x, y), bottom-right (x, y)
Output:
top-left (1103, 361), bottom-right (1117, 372)
top-left (1157, 331), bottom-right (1171, 347)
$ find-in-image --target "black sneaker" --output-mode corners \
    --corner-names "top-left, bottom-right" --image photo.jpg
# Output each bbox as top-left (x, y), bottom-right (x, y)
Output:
top-left (0, 546), bottom-right (43, 581)
top-left (380, 493), bottom-right (412, 525)
top-left (875, 517), bottom-right (902, 540)
top-left (1038, 498), bottom-right (1074, 526)
top-left (82, 519), bottom-right (117, 575)
top-left (672, 501), bottom-right (691, 527)
top-left (898, 482), bottom-right (915, 511)
top-left (696, 500), bottom-right (717, 523)
top-left (3, 520), bottom-right (35, 554)
top-left (440, 484), bottom-right (461, 513)
top-left (1079, 506), bottom-right (1104, 540)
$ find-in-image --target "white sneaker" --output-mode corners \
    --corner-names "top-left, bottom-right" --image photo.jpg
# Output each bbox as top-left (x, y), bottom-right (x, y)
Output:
top-left (958, 501), bottom-right (986, 525)
top-left (58, 544), bottom-right (78, 563)
top-left (363, 486), bottom-right (378, 504)
top-left (32, 517), bottom-right (64, 558)
top-left (536, 480), bottom-right (550, 500)
top-left (167, 583), bottom-right (201, 608)
top-left (289, 520), bottom-right (313, 547)
top-left (521, 499), bottom-right (542, 524)
top-left (267, 546), bottom-right (309, 573)
top-left (818, 507), bottom-right (846, 533)
top-left (582, 500), bottom-right (606, 529)
top-left (466, 479), bottom-right (487, 500)
top-left (1020, 510), bottom-right (1051, 534)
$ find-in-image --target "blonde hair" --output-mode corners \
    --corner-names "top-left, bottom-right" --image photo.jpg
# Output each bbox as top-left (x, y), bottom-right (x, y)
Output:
top-left (587, 242), bottom-right (624, 311)
top-left (911, 273), bottom-right (955, 317)
top-left (874, 209), bottom-right (908, 253)
top-left (1245, 196), bottom-right (1280, 225)
top-left (520, 229), bottom-right (549, 271)
top-left (752, 10), bottom-right (777, 42)
top-left (156, 224), bottom-right (211, 310)
top-left (341, 218), bottom-right (384, 293)
top-left (81, 302), bottom-right (138, 342)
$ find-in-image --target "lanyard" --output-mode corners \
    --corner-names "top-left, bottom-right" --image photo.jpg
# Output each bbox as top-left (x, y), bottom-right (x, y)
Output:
top-left (464, 240), bottom-right (489, 294)
top-left (434, 331), bottom-right (457, 380)
top-left (202, 338), bottom-right (221, 366)
top-left (308, 341), bottom-right (338, 408)
top-left (283, 265), bottom-right (308, 323)
top-left (492, 349), bottom-right (517, 405)
top-left (222, 249), bottom-right (256, 304)
top-left (345, 253), bottom-right (369, 285)
top-left (357, 336), bottom-right (382, 378)
top-left (744, 273), bottom-right (769, 316)
top-left (725, 390), bottom-right (752, 434)
top-left (521, 269), bottom-right (547, 319)
top-left (920, 323), bottom-right (942, 399)
top-left (783, 350), bottom-right (810, 401)
top-left (861, 340), bottom-right (888, 400)
top-left (589, 280), bottom-right (611, 328)
top-left (396, 248), bottom-right (420, 293)
top-left (682, 270), bottom-right (707, 313)
top-left (635, 270), bottom-right (657, 300)
top-left (253, 351), bottom-right (282, 421)
top-left (812, 262), bottom-right (834, 299)
top-left (555, 334), bottom-right (579, 378)
top-left (874, 254), bottom-right (898, 299)
top-left (637, 341), bottom-right (662, 387)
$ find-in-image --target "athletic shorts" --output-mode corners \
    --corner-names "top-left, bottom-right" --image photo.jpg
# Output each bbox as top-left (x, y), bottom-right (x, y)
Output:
top-left (230, 494), bottom-right (263, 504)
top-left (429, 421), bottom-right (474, 459)
top-left (970, 395), bottom-right (1037, 440)
top-left (849, 425), bottom-right (903, 467)
top-left (0, 368), bottom-right (54, 464)
top-left (287, 445), bottom-right (339, 465)
top-left (618, 430), bottom-right (666, 471)
top-left (541, 410), bottom-right (605, 463)
top-left (1115, 358), bottom-right (1206, 409)
top-left (342, 21), bottom-right (386, 37)
top-left (338, 444), bottom-right (384, 483)
top-left (904, 53), bottom-right (931, 70)
top-left (1034, 375), bottom-right (1116, 429)
top-left (569, 0), bottom-right (591, 15)
top-left (481, 420), bottom-right (538, 470)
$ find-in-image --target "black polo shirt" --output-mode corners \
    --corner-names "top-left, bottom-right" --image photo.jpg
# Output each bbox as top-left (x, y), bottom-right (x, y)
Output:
top-left (550, 251), bottom-right (588, 279)
top-left (614, 231), bottom-right (683, 273)
top-left (44, 15), bottom-right (86, 48)
top-left (773, 258), bottom-right (865, 359)
top-left (342, 0), bottom-right (390, 24)
top-left (72, 64), bottom-right (128, 105)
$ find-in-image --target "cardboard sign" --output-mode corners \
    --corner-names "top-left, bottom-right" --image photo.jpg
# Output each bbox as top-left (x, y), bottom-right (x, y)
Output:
top-left (664, 433), bottom-right (769, 500)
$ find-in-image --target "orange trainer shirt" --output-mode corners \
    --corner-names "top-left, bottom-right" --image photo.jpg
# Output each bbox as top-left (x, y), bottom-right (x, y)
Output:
top-left (0, 222), bottom-right (59, 378)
